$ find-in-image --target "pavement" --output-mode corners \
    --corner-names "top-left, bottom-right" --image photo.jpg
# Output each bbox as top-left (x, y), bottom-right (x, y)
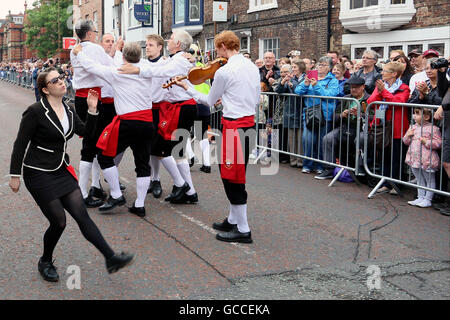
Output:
top-left (0, 80), bottom-right (448, 300)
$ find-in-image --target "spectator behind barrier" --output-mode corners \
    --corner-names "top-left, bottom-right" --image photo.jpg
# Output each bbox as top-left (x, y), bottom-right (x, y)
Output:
top-left (390, 50), bottom-right (414, 86)
top-left (294, 56), bottom-right (340, 173)
top-left (315, 76), bottom-right (370, 180)
top-left (367, 61), bottom-right (411, 195)
top-left (345, 50), bottom-right (381, 95)
top-left (333, 63), bottom-right (347, 97)
top-left (409, 50), bottom-right (440, 94)
top-left (409, 58), bottom-right (443, 106)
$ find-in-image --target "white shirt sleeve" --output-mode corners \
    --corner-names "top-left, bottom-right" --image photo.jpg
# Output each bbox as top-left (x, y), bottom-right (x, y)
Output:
top-left (113, 51), bottom-right (123, 67)
top-left (139, 56), bottom-right (192, 78)
top-left (77, 51), bottom-right (115, 85)
top-left (185, 70), bottom-right (226, 107)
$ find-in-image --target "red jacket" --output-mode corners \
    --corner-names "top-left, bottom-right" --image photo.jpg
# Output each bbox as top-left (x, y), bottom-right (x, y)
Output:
top-left (367, 83), bottom-right (410, 139)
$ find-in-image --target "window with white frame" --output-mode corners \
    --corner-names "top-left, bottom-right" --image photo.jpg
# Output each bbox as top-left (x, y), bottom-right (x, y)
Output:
top-left (260, 38), bottom-right (280, 59)
top-left (350, 0), bottom-right (378, 9)
top-left (248, 0), bottom-right (278, 13)
top-left (391, 0), bottom-right (405, 4)
top-left (189, 0), bottom-right (200, 21)
top-left (206, 38), bottom-right (215, 61)
top-left (174, 0), bottom-right (185, 24)
top-left (240, 37), bottom-right (249, 53)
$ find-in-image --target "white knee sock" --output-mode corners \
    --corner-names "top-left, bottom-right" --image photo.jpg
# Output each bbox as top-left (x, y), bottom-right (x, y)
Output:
top-left (79, 161), bottom-right (93, 199)
top-left (233, 204), bottom-right (250, 233)
top-left (135, 177), bottom-right (150, 208)
top-left (150, 155), bottom-right (161, 181)
top-left (227, 204), bottom-right (237, 224)
top-left (91, 157), bottom-right (101, 189)
top-left (411, 167), bottom-right (426, 199)
top-left (177, 159), bottom-right (196, 195)
top-left (186, 137), bottom-right (195, 160)
top-left (102, 166), bottom-right (122, 199)
top-left (114, 151), bottom-right (124, 167)
top-left (161, 156), bottom-right (185, 187)
top-left (200, 139), bottom-right (210, 166)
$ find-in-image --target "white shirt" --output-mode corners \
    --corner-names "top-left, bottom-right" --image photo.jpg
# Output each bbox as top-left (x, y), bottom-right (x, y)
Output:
top-left (409, 71), bottom-right (428, 93)
top-left (139, 51), bottom-right (195, 103)
top-left (185, 54), bottom-right (260, 119)
top-left (60, 107), bottom-right (69, 135)
top-left (77, 51), bottom-right (153, 115)
top-left (70, 41), bottom-right (112, 91)
top-left (101, 51), bottom-right (124, 99)
top-left (140, 56), bottom-right (169, 103)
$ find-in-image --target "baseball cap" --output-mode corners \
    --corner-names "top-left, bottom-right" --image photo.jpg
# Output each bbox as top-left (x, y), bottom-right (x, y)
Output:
top-left (408, 49), bottom-right (422, 57)
top-left (422, 49), bottom-right (440, 58)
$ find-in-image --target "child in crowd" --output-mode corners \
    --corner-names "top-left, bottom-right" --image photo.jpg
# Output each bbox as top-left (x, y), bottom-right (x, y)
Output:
top-left (403, 108), bottom-right (442, 207)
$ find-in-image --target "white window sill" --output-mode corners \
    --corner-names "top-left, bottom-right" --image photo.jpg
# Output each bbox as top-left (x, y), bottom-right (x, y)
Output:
top-left (247, 3), bottom-right (278, 14)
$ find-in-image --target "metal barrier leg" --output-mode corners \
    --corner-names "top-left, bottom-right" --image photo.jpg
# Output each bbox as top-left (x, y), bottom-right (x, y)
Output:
top-left (368, 178), bottom-right (387, 199)
top-left (254, 147), bottom-right (267, 163)
top-left (328, 167), bottom-right (344, 187)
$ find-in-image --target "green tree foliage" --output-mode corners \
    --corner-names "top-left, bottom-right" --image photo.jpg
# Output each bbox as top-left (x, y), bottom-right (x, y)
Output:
top-left (24, 0), bottom-right (73, 59)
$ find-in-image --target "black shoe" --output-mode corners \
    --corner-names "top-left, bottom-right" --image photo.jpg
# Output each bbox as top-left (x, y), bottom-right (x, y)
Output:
top-left (440, 206), bottom-right (450, 216)
top-left (84, 195), bottom-right (104, 208)
top-left (106, 252), bottom-right (135, 274)
top-left (200, 165), bottom-right (211, 173)
top-left (171, 192), bottom-right (198, 204)
top-left (314, 169), bottom-right (334, 180)
top-left (99, 195), bottom-right (126, 211)
top-left (432, 201), bottom-right (449, 211)
top-left (164, 183), bottom-right (190, 202)
top-left (38, 258), bottom-right (59, 282)
top-left (189, 157), bottom-right (195, 167)
top-left (120, 182), bottom-right (126, 191)
top-left (152, 180), bottom-right (162, 198)
top-left (212, 218), bottom-right (237, 232)
top-left (216, 226), bottom-right (253, 243)
top-left (89, 186), bottom-right (107, 200)
top-left (128, 204), bottom-right (145, 217)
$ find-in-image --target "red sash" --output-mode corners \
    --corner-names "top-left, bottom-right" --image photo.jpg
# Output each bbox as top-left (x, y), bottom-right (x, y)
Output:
top-left (152, 102), bottom-right (162, 110)
top-left (96, 109), bottom-right (153, 157)
top-left (220, 115), bottom-right (255, 184)
top-left (101, 97), bottom-right (114, 104)
top-left (75, 87), bottom-right (101, 98)
top-left (66, 165), bottom-right (78, 181)
top-left (158, 99), bottom-right (197, 140)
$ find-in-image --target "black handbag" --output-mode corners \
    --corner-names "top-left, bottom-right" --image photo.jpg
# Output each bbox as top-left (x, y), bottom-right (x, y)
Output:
top-left (305, 104), bottom-right (324, 130)
top-left (368, 120), bottom-right (392, 150)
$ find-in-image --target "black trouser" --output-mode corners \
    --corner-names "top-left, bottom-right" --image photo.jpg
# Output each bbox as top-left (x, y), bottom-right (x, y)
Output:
top-left (218, 125), bottom-right (254, 205)
top-left (98, 120), bottom-right (153, 177)
top-left (382, 138), bottom-right (406, 188)
top-left (75, 96), bottom-right (103, 162)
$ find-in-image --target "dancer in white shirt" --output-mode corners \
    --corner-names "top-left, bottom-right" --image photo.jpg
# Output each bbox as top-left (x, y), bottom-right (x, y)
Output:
top-left (173, 30), bottom-right (260, 243)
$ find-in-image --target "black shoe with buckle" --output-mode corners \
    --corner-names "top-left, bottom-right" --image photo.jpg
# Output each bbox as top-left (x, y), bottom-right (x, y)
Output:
top-left (84, 195), bottom-right (104, 208)
top-left (164, 183), bottom-right (190, 202)
top-left (152, 180), bottom-right (162, 198)
top-left (99, 195), bottom-right (126, 211)
top-left (38, 258), bottom-right (59, 282)
top-left (216, 226), bottom-right (253, 243)
top-left (200, 165), bottom-right (211, 173)
top-left (128, 204), bottom-right (146, 217)
top-left (212, 218), bottom-right (237, 232)
top-left (89, 186), bottom-right (107, 200)
top-left (106, 252), bottom-right (135, 274)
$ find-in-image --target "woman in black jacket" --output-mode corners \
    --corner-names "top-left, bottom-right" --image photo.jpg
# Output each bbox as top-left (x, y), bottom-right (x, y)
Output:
top-left (9, 68), bottom-right (134, 282)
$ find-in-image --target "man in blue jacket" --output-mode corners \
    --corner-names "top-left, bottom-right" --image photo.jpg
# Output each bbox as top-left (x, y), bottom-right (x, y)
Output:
top-left (32, 60), bottom-right (43, 101)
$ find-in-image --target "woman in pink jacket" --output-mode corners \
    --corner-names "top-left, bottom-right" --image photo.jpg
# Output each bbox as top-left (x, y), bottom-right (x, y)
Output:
top-left (403, 108), bottom-right (442, 208)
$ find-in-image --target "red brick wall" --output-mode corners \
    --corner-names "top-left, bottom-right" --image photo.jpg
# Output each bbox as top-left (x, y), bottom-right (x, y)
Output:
top-left (75, 0), bottom-right (103, 36)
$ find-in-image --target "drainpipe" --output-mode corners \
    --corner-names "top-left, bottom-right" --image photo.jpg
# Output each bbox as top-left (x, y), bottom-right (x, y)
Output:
top-left (327, 0), bottom-right (332, 52)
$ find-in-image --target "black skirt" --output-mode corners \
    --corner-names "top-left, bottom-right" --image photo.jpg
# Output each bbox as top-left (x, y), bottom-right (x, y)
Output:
top-left (23, 166), bottom-right (79, 206)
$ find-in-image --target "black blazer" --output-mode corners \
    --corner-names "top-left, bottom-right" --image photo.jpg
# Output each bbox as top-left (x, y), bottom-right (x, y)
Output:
top-left (10, 96), bottom-right (98, 176)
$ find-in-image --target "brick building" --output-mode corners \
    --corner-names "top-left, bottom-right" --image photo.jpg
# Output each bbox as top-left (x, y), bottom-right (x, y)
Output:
top-left (74, 0), bottom-right (104, 36)
top-left (161, 0), bottom-right (333, 61)
top-left (331, 0), bottom-right (450, 60)
top-left (0, 12), bottom-right (26, 62)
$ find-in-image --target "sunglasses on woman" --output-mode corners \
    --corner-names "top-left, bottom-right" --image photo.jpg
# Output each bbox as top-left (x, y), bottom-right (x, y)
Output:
top-left (47, 74), bottom-right (65, 85)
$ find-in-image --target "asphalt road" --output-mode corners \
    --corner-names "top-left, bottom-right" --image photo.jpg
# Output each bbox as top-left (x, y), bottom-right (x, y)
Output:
top-left (0, 80), bottom-right (448, 300)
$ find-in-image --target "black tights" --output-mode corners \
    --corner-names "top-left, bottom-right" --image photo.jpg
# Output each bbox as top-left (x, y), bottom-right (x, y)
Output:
top-left (38, 188), bottom-right (115, 262)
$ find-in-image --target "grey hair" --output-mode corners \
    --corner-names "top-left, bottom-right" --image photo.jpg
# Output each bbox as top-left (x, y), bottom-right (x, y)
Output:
top-left (280, 64), bottom-right (292, 73)
top-left (75, 19), bottom-right (95, 40)
top-left (363, 49), bottom-right (378, 60)
top-left (318, 56), bottom-right (333, 69)
top-left (172, 30), bottom-right (193, 51)
top-left (426, 57), bottom-right (439, 66)
top-left (123, 42), bottom-right (142, 63)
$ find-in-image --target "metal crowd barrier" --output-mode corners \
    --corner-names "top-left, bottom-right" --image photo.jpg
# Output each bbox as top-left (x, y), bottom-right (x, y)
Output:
top-left (363, 101), bottom-right (449, 198)
top-left (257, 92), bottom-right (363, 186)
top-left (0, 70), bottom-right (33, 89)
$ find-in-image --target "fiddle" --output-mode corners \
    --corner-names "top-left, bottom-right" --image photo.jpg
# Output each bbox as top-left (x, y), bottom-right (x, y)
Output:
top-left (162, 57), bottom-right (228, 89)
